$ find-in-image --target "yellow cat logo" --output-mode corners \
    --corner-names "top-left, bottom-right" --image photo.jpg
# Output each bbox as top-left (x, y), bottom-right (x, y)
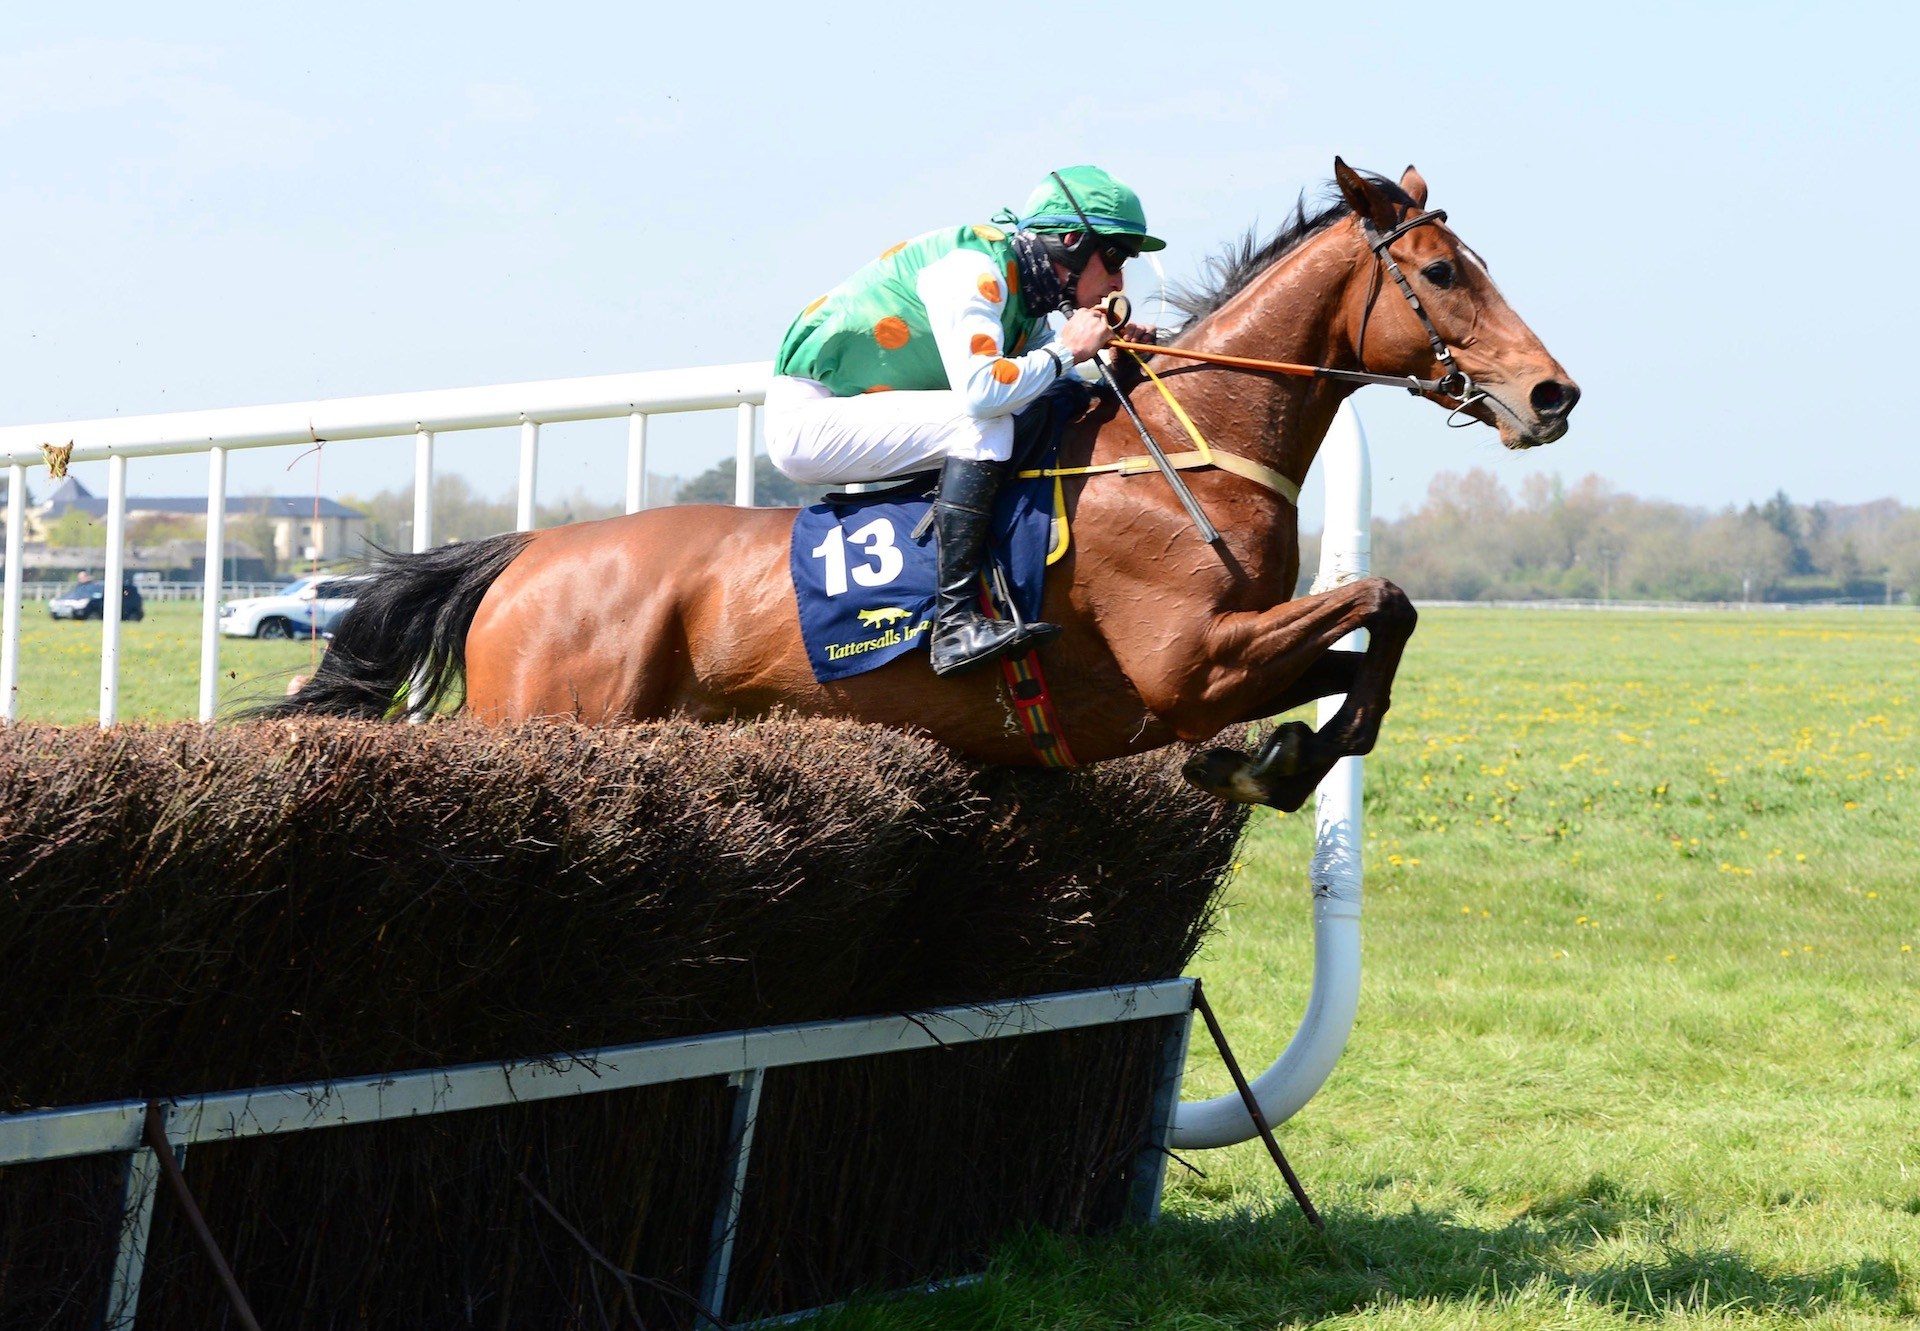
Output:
top-left (857, 606), bottom-right (912, 628)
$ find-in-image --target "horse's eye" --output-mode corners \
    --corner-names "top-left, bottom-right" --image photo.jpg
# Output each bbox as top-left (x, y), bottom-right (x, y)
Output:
top-left (1422, 261), bottom-right (1455, 289)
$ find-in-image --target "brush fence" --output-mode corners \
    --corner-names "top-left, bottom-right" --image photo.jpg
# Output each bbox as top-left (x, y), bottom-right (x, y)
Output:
top-left (0, 365), bottom-right (1373, 1326)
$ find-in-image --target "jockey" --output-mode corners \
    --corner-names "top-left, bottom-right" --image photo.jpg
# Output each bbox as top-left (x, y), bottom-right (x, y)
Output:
top-left (767, 166), bottom-right (1163, 677)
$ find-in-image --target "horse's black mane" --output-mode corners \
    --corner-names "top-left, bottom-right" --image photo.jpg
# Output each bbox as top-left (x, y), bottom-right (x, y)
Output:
top-left (1166, 172), bottom-right (1417, 332)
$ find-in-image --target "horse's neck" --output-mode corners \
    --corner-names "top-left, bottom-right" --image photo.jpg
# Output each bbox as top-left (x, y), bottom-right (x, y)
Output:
top-left (1157, 224), bottom-right (1362, 489)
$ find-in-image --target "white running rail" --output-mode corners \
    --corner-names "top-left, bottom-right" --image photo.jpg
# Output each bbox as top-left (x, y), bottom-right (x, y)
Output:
top-left (0, 364), bottom-right (773, 724)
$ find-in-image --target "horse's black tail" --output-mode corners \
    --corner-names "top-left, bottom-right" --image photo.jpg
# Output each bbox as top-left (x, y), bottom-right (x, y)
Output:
top-left (248, 531), bottom-right (535, 721)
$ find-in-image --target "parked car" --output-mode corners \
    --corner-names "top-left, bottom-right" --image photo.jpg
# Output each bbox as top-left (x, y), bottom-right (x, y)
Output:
top-left (219, 574), bottom-right (371, 640)
top-left (47, 579), bottom-right (145, 622)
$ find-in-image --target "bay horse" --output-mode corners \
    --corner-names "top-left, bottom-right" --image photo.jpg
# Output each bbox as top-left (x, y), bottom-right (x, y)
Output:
top-left (267, 160), bottom-right (1578, 811)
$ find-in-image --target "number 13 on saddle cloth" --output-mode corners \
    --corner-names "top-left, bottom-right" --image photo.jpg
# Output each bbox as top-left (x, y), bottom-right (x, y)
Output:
top-left (786, 384), bottom-right (1081, 684)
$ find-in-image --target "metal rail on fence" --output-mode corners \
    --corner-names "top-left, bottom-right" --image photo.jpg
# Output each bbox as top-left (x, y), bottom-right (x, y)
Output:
top-left (0, 980), bottom-right (1196, 1330)
top-left (0, 364), bottom-right (774, 724)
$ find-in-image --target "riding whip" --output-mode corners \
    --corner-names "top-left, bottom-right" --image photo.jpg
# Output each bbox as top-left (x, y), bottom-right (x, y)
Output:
top-left (1084, 293), bottom-right (1223, 548)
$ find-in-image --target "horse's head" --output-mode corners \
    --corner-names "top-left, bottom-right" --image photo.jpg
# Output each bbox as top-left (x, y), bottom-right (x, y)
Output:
top-left (1333, 158), bottom-right (1579, 449)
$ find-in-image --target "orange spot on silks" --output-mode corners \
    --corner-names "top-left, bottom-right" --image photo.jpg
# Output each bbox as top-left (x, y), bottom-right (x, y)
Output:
top-left (969, 332), bottom-right (999, 357)
top-left (972, 224), bottom-right (1006, 242)
top-left (1006, 259), bottom-right (1020, 297)
top-left (802, 296), bottom-right (827, 317)
top-left (990, 358), bottom-right (1020, 384)
top-left (873, 316), bottom-right (911, 350)
top-left (880, 241), bottom-right (908, 259)
top-left (863, 384), bottom-right (893, 393)
top-left (977, 275), bottom-right (1003, 303)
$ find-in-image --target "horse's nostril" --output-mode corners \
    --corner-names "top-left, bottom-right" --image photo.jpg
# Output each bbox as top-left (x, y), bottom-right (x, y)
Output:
top-left (1530, 379), bottom-right (1579, 416)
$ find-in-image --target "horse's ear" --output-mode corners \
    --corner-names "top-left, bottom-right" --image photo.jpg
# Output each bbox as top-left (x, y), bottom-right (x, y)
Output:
top-left (1399, 164), bottom-right (1429, 209)
top-left (1334, 156), bottom-right (1399, 230)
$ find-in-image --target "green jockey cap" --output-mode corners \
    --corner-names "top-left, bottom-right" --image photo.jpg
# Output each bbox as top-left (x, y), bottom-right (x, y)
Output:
top-left (1017, 165), bottom-right (1166, 253)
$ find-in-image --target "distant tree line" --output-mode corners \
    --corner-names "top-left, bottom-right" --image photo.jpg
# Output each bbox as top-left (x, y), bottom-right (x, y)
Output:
top-left (339, 475), bottom-right (632, 551)
top-left (1331, 471), bottom-right (1920, 604)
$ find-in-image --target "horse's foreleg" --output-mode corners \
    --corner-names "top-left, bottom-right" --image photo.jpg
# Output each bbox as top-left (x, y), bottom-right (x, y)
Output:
top-left (1179, 577), bottom-right (1416, 810)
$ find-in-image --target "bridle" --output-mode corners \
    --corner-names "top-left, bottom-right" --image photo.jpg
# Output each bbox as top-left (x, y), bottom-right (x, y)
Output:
top-left (1355, 210), bottom-right (1467, 397)
top-left (1111, 204), bottom-right (1497, 427)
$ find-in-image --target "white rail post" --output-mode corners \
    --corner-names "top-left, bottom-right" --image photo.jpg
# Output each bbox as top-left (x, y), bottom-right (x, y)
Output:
top-left (516, 420), bottom-right (539, 531)
top-left (99, 454), bottom-right (128, 728)
top-left (413, 430), bottom-right (434, 550)
top-left (625, 413), bottom-right (648, 514)
top-left (698, 1066), bottom-right (765, 1326)
top-left (2, 463), bottom-right (24, 722)
top-left (734, 403), bottom-right (755, 507)
top-left (402, 431), bottom-right (438, 724)
top-left (102, 1144), bottom-right (164, 1330)
top-left (1126, 1007), bottom-right (1197, 1224)
top-left (197, 448), bottom-right (227, 722)
top-left (1168, 401), bottom-right (1371, 1149)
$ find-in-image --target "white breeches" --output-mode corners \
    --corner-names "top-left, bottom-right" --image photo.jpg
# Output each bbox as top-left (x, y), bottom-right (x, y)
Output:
top-left (764, 376), bottom-right (1014, 486)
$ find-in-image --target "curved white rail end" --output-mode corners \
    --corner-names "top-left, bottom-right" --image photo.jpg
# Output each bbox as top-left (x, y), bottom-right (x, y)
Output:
top-left (1170, 401), bottom-right (1371, 1150)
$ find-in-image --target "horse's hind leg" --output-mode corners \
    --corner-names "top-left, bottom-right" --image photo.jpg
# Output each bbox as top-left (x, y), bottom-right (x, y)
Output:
top-left (1180, 578), bottom-right (1417, 810)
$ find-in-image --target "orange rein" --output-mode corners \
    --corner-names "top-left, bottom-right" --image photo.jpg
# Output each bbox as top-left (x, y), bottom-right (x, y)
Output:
top-left (1108, 339), bottom-right (1322, 379)
top-left (1107, 337), bottom-right (1459, 397)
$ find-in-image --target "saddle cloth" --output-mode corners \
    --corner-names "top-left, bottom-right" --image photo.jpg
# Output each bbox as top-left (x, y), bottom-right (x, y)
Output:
top-left (787, 382), bottom-right (1086, 684)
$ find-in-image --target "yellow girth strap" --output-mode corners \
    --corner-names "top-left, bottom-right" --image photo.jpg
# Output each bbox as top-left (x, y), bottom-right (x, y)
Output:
top-left (1016, 349), bottom-right (1300, 506)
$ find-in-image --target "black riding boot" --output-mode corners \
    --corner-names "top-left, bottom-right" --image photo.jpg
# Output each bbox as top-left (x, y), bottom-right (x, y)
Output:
top-left (927, 457), bottom-right (1059, 677)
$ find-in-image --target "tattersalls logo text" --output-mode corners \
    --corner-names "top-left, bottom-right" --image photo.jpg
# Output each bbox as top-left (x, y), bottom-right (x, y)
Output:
top-left (826, 617), bottom-right (929, 661)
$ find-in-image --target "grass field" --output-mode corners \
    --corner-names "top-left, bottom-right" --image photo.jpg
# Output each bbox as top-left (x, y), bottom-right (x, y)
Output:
top-left (10, 603), bottom-right (1919, 1327)
top-left (9, 600), bottom-right (317, 723)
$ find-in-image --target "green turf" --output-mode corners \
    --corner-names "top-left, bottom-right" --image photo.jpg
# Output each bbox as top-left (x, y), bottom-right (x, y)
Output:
top-left (8, 599), bottom-right (316, 723)
top-left (9, 603), bottom-right (1917, 1326)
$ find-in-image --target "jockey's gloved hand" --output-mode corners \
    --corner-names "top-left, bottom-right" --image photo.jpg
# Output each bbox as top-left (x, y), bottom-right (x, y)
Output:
top-left (1057, 307), bottom-right (1115, 363)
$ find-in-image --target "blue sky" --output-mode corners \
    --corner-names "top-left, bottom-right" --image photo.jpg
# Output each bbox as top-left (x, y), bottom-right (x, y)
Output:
top-left (4, 1), bottom-right (1913, 520)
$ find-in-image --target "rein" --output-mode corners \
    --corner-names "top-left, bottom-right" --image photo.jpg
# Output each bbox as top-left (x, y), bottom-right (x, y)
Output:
top-left (1024, 206), bottom-right (1491, 518)
top-left (1105, 340), bottom-right (1454, 396)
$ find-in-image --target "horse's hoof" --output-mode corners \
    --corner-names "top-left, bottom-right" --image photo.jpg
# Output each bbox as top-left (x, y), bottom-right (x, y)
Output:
top-left (1182, 747), bottom-right (1273, 805)
top-left (1251, 720), bottom-right (1314, 779)
top-left (1261, 771), bottom-right (1319, 814)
